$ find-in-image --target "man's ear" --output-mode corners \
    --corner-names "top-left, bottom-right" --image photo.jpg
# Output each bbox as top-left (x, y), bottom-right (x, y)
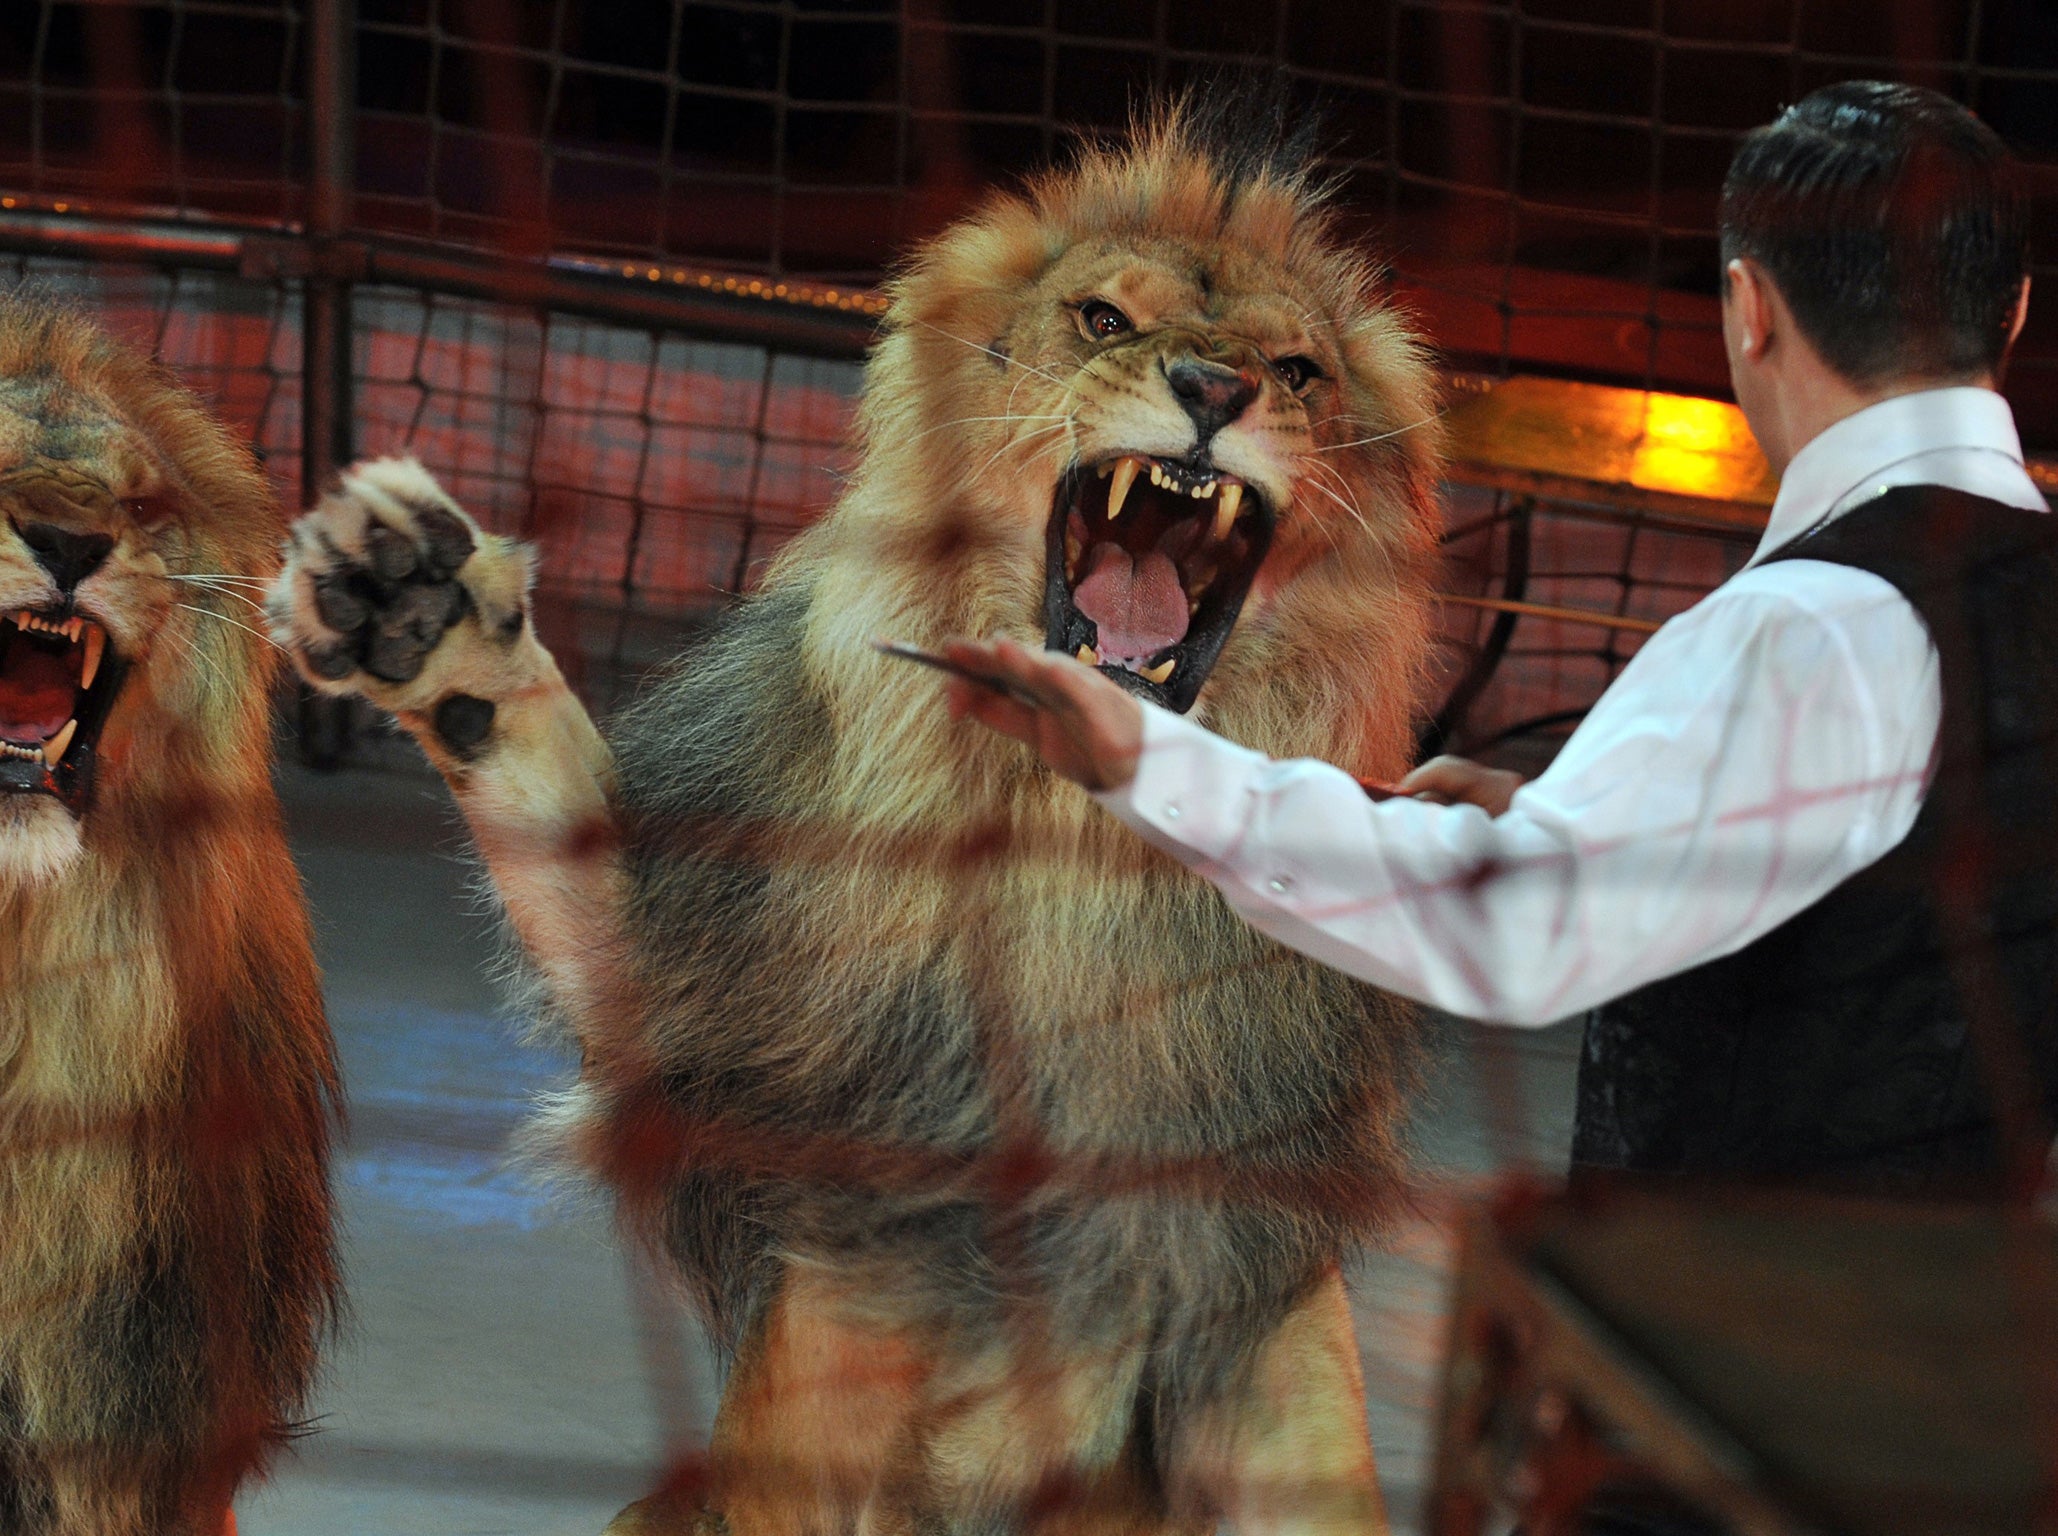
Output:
top-left (2008, 275), bottom-right (2032, 350)
top-left (1725, 258), bottom-right (1776, 361)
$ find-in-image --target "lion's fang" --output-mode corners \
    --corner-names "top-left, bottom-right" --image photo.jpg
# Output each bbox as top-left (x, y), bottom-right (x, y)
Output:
top-left (41, 718), bottom-right (76, 766)
top-left (1107, 458), bottom-right (1140, 520)
top-left (1138, 657), bottom-right (1176, 685)
top-left (80, 626), bottom-right (104, 690)
top-left (1213, 483), bottom-right (1243, 542)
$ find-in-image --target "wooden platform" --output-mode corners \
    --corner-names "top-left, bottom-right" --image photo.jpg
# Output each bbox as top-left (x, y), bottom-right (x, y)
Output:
top-left (1429, 1187), bottom-right (2058, 1536)
top-left (1443, 375), bottom-right (1777, 532)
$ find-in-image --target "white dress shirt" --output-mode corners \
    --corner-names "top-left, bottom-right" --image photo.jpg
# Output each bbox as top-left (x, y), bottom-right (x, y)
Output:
top-left (1095, 386), bottom-right (2048, 1026)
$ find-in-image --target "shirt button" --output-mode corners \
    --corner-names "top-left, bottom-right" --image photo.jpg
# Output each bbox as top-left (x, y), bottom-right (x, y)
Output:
top-left (1267, 875), bottom-right (1294, 895)
top-left (1163, 802), bottom-right (1182, 820)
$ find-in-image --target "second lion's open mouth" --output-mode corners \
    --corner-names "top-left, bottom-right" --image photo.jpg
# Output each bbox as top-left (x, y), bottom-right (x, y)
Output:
top-left (1043, 453), bottom-right (1274, 714)
top-left (0, 609), bottom-right (125, 812)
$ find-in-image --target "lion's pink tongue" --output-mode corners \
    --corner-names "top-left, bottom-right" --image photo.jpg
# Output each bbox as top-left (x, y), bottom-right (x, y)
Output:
top-left (0, 649), bottom-right (75, 744)
top-left (1073, 543), bottom-right (1189, 661)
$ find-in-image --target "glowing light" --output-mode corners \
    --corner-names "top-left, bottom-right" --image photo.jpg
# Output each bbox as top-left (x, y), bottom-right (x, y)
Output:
top-left (1630, 392), bottom-right (1767, 501)
top-left (1446, 376), bottom-right (1776, 523)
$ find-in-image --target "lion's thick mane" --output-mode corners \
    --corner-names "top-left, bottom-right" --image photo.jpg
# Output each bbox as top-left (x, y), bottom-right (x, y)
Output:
top-left (0, 294), bottom-right (338, 1534)
top-left (586, 98), bottom-right (1438, 1418)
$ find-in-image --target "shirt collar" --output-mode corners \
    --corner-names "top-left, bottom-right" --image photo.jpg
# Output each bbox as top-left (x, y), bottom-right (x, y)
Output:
top-left (1748, 386), bottom-right (2028, 565)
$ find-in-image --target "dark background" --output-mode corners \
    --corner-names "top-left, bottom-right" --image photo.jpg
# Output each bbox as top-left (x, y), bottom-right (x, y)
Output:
top-left (1, 1), bottom-right (2055, 442)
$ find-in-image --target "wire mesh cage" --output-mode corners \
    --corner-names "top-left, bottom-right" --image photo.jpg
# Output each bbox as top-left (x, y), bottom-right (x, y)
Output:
top-left (3, 0), bottom-right (2054, 728)
top-left (3, 6), bottom-right (2057, 1526)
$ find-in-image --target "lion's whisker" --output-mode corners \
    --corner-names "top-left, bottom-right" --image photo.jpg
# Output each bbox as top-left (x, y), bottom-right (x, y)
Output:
top-left (1298, 460), bottom-right (1380, 542)
top-left (1298, 463), bottom-right (1409, 585)
top-left (170, 578), bottom-right (270, 614)
top-left (902, 413), bottom-right (1071, 448)
top-left (910, 320), bottom-right (1066, 385)
top-left (970, 418), bottom-right (1072, 480)
top-left (164, 572), bottom-right (275, 590)
top-left (176, 601), bottom-right (288, 654)
top-left (157, 625), bottom-right (231, 693)
top-left (1311, 409), bottom-right (1449, 454)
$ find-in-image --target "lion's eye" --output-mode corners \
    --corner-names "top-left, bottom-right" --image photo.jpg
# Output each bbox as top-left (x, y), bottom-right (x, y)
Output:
top-left (124, 496), bottom-right (172, 528)
top-left (1272, 355), bottom-right (1323, 394)
top-left (1077, 300), bottom-right (1134, 342)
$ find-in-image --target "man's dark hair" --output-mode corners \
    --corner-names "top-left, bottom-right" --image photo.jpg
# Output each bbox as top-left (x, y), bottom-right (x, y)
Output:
top-left (1720, 80), bottom-right (2029, 385)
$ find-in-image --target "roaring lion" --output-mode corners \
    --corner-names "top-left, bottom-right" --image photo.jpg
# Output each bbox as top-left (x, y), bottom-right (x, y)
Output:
top-left (0, 294), bottom-right (340, 1534)
top-left (272, 92), bottom-right (1438, 1536)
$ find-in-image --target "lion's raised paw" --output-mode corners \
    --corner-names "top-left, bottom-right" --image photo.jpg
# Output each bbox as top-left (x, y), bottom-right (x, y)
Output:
top-left (269, 457), bottom-right (541, 728)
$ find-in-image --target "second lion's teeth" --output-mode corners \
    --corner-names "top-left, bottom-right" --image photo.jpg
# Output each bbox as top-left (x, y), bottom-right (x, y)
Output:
top-left (1213, 482), bottom-right (1244, 542)
top-left (42, 717), bottom-right (76, 766)
top-left (1138, 657), bottom-right (1176, 685)
top-left (80, 626), bottom-right (105, 690)
top-left (1076, 644), bottom-right (1100, 665)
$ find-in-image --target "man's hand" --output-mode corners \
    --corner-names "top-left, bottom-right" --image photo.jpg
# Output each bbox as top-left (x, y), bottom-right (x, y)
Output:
top-left (1398, 754), bottom-right (1525, 816)
top-left (939, 637), bottom-right (1145, 792)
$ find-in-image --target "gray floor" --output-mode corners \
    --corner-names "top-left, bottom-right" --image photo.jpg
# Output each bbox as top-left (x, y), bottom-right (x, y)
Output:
top-left (241, 753), bottom-right (1582, 1535)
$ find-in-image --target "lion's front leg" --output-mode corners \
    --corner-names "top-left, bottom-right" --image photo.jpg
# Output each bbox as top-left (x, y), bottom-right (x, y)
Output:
top-left (266, 457), bottom-right (632, 1045)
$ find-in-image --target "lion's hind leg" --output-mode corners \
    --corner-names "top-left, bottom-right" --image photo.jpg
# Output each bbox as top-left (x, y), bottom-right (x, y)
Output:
top-left (910, 1317), bottom-right (1201, 1536)
top-left (606, 1269), bottom-right (1204, 1536)
top-left (606, 1265), bottom-right (933, 1536)
top-left (1162, 1267), bottom-right (1390, 1536)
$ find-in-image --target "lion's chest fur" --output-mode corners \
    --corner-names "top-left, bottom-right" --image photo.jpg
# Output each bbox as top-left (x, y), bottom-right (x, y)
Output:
top-left (606, 582), bottom-right (1414, 1350)
top-left (0, 860), bottom-right (181, 1112)
top-left (0, 857), bottom-right (186, 1428)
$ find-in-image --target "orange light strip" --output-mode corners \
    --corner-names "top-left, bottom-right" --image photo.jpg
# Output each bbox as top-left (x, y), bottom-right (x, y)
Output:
top-left (562, 255), bottom-right (889, 319)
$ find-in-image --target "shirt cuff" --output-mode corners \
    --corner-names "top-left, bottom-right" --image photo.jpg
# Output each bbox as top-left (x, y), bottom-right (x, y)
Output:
top-left (1092, 700), bottom-right (1268, 869)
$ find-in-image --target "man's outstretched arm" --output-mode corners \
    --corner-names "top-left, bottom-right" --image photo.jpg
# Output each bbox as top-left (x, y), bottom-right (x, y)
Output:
top-left (941, 565), bottom-right (1937, 1025)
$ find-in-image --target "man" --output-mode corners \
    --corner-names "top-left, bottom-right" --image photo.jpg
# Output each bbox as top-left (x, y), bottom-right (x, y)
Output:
top-left (942, 81), bottom-right (2058, 1195)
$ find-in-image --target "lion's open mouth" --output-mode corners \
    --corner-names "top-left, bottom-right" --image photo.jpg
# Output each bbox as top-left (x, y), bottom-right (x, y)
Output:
top-left (0, 610), bottom-right (124, 813)
top-left (1043, 453), bottom-right (1274, 713)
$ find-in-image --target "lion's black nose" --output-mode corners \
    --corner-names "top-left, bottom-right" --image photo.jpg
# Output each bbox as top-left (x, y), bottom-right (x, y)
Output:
top-left (1166, 356), bottom-right (1260, 442)
top-left (16, 522), bottom-right (114, 594)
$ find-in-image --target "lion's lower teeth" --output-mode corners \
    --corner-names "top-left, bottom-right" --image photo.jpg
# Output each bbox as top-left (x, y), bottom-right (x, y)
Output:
top-left (1139, 657), bottom-right (1176, 685)
top-left (1077, 644), bottom-right (1100, 665)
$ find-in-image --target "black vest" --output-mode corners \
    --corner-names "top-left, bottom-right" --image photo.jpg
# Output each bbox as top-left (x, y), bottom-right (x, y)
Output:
top-left (1572, 484), bottom-right (2058, 1195)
